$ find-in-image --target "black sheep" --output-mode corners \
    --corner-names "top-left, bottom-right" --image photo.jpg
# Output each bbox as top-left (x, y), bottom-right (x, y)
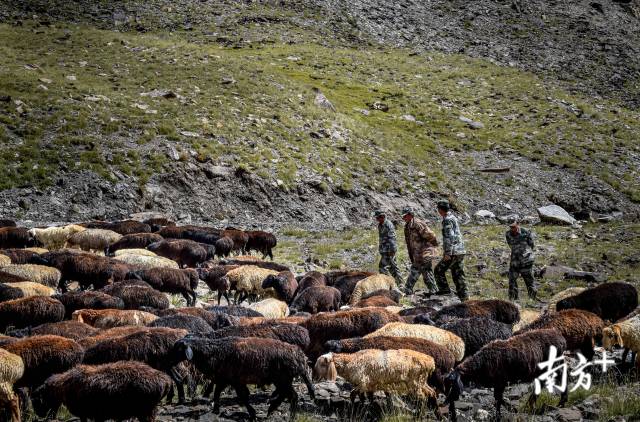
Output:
top-left (556, 281), bottom-right (638, 322)
top-left (100, 281), bottom-right (170, 310)
top-left (0, 296), bottom-right (65, 331)
top-left (294, 271), bottom-right (326, 297)
top-left (147, 240), bottom-right (207, 268)
top-left (32, 361), bottom-right (172, 421)
top-left (208, 323), bottom-right (310, 350)
top-left (105, 233), bottom-right (163, 256)
top-left (360, 288), bottom-right (402, 304)
top-left (206, 305), bottom-right (263, 317)
top-left (170, 336), bottom-right (315, 419)
top-left (150, 307), bottom-right (238, 330)
top-left (290, 286), bottom-right (341, 314)
top-left (245, 230), bottom-right (277, 260)
top-left (326, 271), bottom-right (375, 304)
top-left (214, 237), bottom-right (233, 258)
top-left (0, 282), bottom-right (24, 302)
top-left (0, 227), bottom-right (38, 249)
top-left (41, 251), bottom-right (131, 291)
top-left (148, 314), bottom-right (214, 335)
top-left (426, 316), bottom-right (512, 357)
top-left (262, 271), bottom-right (298, 304)
top-left (432, 299), bottom-right (520, 325)
top-left (0, 248), bottom-right (48, 265)
top-left (144, 217), bottom-right (176, 232)
top-left (7, 320), bottom-right (99, 341)
top-left (197, 266), bottom-right (236, 305)
top-left (54, 291), bottom-right (125, 319)
top-left (0, 219), bottom-right (16, 227)
top-left (445, 328), bottom-right (568, 421)
top-left (134, 268), bottom-right (199, 306)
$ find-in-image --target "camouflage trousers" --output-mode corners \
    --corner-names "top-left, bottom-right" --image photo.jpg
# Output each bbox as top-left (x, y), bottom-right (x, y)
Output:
top-left (379, 253), bottom-right (403, 285)
top-left (435, 255), bottom-right (468, 301)
top-left (508, 263), bottom-right (536, 300)
top-left (405, 261), bottom-right (437, 293)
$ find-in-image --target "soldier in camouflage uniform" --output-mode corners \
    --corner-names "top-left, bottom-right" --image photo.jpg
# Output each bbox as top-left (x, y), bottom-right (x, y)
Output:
top-left (401, 206), bottom-right (439, 295)
top-left (374, 210), bottom-right (403, 285)
top-left (506, 221), bottom-right (537, 300)
top-left (434, 200), bottom-right (469, 301)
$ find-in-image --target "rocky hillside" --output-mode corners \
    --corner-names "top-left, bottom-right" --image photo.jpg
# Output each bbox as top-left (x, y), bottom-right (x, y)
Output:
top-left (0, 0), bottom-right (638, 228)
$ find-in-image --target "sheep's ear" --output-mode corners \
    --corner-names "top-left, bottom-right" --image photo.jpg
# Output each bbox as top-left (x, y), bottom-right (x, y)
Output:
top-left (184, 346), bottom-right (193, 360)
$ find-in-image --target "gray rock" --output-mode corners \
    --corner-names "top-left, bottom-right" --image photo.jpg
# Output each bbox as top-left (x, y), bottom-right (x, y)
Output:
top-left (475, 408), bottom-right (491, 421)
top-left (474, 209), bottom-right (495, 219)
top-left (459, 115), bottom-right (485, 129)
top-left (497, 213), bottom-right (520, 224)
top-left (538, 204), bottom-right (577, 225)
top-left (565, 270), bottom-right (607, 283)
top-left (556, 407), bottom-right (583, 422)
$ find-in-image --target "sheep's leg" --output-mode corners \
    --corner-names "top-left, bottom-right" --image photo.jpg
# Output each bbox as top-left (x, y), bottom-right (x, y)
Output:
top-left (527, 392), bottom-right (538, 410)
top-left (1, 383), bottom-right (20, 422)
top-left (559, 389), bottom-right (568, 407)
top-left (181, 291), bottom-right (192, 307)
top-left (223, 291), bottom-right (230, 305)
top-left (494, 385), bottom-right (506, 421)
top-left (427, 394), bottom-right (442, 420)
top-left (448, 400), bottom-right (458, 422)
top-left (288, 386), bottom-right (299, 419)
top-left (234, 384), bottom-right (256, 420)
top-left (350, 390), bottom-right (359, 403)
top-left (267, 383), bottom-right (287, 416)
top-left (622, 348), bottom-right (630, 363)
top-left (212, 382), bottom-right (227, 413)
top-left (201, 381), bottom-right (214, 399)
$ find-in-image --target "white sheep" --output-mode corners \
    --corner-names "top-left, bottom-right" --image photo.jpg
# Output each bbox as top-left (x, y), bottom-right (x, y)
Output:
top-left (0, 255), bottom-right (10, 268)
top-left (0, 348), bottom-right (24, 422)
top-left (25, 247), bottom-right (49, 254)
top-left (603, 315), bottom-right (640, 368)
top-left (513, 308), bottom-right (541, 332)
top-left (223, 265), bottom-right (279, 304)
top-left (545, 287), bottom-right (586, 313)
top-left (113, 253), bottom-right (179, 269)
top-left (1, 264), bottom-right (62, 288)
top-left (313, 349), bottom-right (437, 409)
top-left (113, 249), bottom-right (157, 257)
top-left (364, 322), bottom-right (465, 362)
top-left (65, 229), bottom-right (122, 253)
top-left (4, 282), bottom-right (55, 298)
top-left (248, 298), bottom-right (290, 319)
top-left (29, 224), bottom-right (86, 250)
top-left (349, 274), bottom-right (396, 305)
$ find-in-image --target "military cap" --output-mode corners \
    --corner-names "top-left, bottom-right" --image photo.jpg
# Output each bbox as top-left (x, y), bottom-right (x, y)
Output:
top-left (373, 210), bottom-right (385, 217)
top-left (436, 200), bottom-right (450, 210)
top-left (401, 206), bottom-right (414, 216)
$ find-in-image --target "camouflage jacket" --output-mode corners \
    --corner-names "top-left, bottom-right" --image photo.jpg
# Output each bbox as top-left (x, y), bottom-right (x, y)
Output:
top-left (442, 212), bottom-right (466, 256)
top-left (404, 217), bottom-right (439, 265)
top-left (378, 218), bottom-right (398, 254)
top-left (506, 227), bottom-right (535, 267)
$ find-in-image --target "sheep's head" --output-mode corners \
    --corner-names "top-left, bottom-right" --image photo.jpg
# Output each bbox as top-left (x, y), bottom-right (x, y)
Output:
top-left (444, 370), bottom-right (464, 404)
top-left (602, 325), bottom-right (623, 350)
top-left (313, 353), bottom-right (337, 382)
top-left (262, 274), bottom-right (285, 291)
top-left (414, 313), bottom-right (436, 326)
top-left (555, 297), bottom-right (576, 312)
top-left (324, 340), bottom-right (343, 353)
top-left (31, 376), bottom-right (64, 418)
top-left (171, 338), bottom-right (194, 364)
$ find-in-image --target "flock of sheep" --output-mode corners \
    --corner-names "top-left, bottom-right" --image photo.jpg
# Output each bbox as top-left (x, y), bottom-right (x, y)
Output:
top-left (0, 217), bottom-right (639, 422)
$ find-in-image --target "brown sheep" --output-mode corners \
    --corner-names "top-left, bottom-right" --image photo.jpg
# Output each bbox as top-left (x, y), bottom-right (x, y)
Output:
top-left (245, 230), bottom-right (277, 260)
top-left (83, 220), bottom-right (152, 235)
top-left (360, 288), bottom-right (402, 304)
top-left (150, 307), bottom-right (238, 330)
top-left (214, 236), bottom-right (234, 258)
top-left (325, 271), bottom-right (375, 304)
top-left (197, 266), bottom-right (238, 305)
top-left (0, 249), bottom-right (48, 265)
top-left (300, 308), bottom-right (403, 359)
top-left (0, 227), bottom-right (38, 249)
top-left (144, 217), bottom-right (176, 232)
top-left (147, 240), bottom-right (207, 268)
top-left (431, 299), bottom-right (520, 325)
top-left (295, 271), bottom-right (326, 297)
top-left (262, 271), bottom-right (298, 304)
top-left (354, 295), bottom-right (398, 308)
top-left (54, 291), bottom-right (125, 319)
top-left (290, 286), bottom-right (341, 314)
top-left (133, 268), bottom-right (199, 306)
top-left (72, 309), bottom-right (158, 328)
top-left (222, 229), bottom-right (249, 254)
top-left (100, 281), bottom-right (170, 310)
top-left (78, 326), bottom-right (149, 349)
top-left (41, 250), bottom-right (131, 291)
top-left (7, 320), bottom-right (99, 340)
top-left (0, 296), bottom-right (65, 332)
top-left (105, 233), bottom-right (163, 256)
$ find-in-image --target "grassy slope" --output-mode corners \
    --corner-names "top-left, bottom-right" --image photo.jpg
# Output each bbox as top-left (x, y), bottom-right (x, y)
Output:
top-left (0, 20), bottom-right (638, 202)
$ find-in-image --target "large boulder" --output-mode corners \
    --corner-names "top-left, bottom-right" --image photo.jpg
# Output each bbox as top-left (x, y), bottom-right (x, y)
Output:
top-left (537, 205), bottom-right (576, 225)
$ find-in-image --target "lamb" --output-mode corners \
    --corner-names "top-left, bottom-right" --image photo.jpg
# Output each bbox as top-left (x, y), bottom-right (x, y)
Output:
top-left (28, 225), bottom-right (86, 250)
top-left (100, 282), bottom-right (170, 310)
top-left (197, 266), bottom-right (237, 305)
top-left (300, 308), bottom-right (402, 359)
top-left (65, 228), bottom-right (123, 253)
top-left (72, 309), bottom-right (158, 328)
top-left (0, 264), bottom-right (61, 288)
top-left (208, 323), bottom-right (310, 350)
top-left (222, 229), bottom-right (249, 254)
top-left (105, 233), bottom-right (163, 255)
top-left (2, 281), bottom-right (55, 299)
top-left (422, 316), bottom-right (513, 357)
top-left (245, 230), bottom-right (277, 260)
top-left (0, 348), bottom-right (23, 422)
top-left (133, 268), bottom-right (200, 306)
top-left (556, 282), bottom-right (638, 322)
top-left (430, 299), bottom-right (520, 325)
top-left (223, 265), bottom-right (279, 304)
top-left (82, 327), bottom-right (189, 402)
top-left (546, 287), bottom-right (587, 313)
top-left (365, 322), bottom-right (465, 362)
top-left (31, 361), bottom-right (172, 421)
top-left (261, 271), bottom-right (298, 303)
top-left (114, 253), bottom-right (180, 269)
top-left (323, 336), bottom-right (455, 395)
top-left (2, 335), bottom-right (84, 391)
top-left (41, 251), bottom-right (131, 290)
top-left (513, 309), bottom-right (541, 332)
top-left (0, 249), bottom-right (49, 265)
top-left (170, 336), bottom-right (315, 419)
top-left (294, 271), bottom-right (326, 296)
top-left (214, 236), bottom-right (233, 258)
top-left (0, 296), bottom-right (65, 332)
top-left (54, 291), bottom-right (125, 318)
top-left (147, 240), bottom-right (207, 268)
top-left (360, 288), bottom-right (402, 304)
top-left (445, 328), bottom-right (568, 421)
top-left (151, 307), bottom-right (238, 330)
top-left (349, 274), bottom-right (396, 305)
top-left (0, 227), bottom-right (38, 249)
top-left (7, 320), bottom-right (98, 341)
top-left (247, 298), bottom-right (289, 319)
top-left (148, 314), bottom-right (214, 335)
top-left (313, 349), bottom-right (438, 414)
top-left (144, 217), bottom-right (176, 232)
top-left (290, 286), bottom-right (341, 314)
top-left (514, 309), bottom-right (605, 360)
top-left (603, 315), bottom-right (640, 368)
